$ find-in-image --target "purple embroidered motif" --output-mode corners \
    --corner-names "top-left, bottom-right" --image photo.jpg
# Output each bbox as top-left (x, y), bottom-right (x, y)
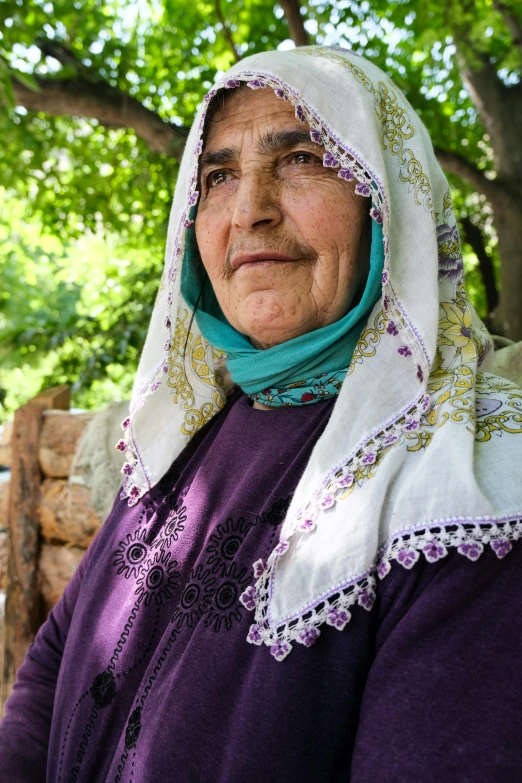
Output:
top-left (397, 345), bottom-right (412, 357)
top-left (121, 417), bottom-right (130, 431)
top-left (338, 168), bottom-right (354, 181)
top-left (162, 362), bottom-right (169, 373)
top-left (382, 270), bottom-right (389, 285)
top-left (377, 559), bottom-right (391, 579)
top-left (274, 539), bottom-right (290, 556)
top-left (121, 463), bottom-right (134, 477)
top-left (151, 381), bottom-right (161, 392)
top-left (252, 559), bottom-right (267, 578)
top-left (404, 418), bottom-right (419, 431)
top-left (326, 607), bottom-right (351, 630)
top-left (189, 191), bottom-right (199, 207)
top-left (183, 218), bottom-right (194, 228)
top-left (247, 79), bottom-right (265, 89)
top-left (383, 433), bottom-right (398, 447)
top-left (195, 140), bottom-right (203, 155)
top-left (247, 624), bottom-right (263, 645)
top-left (295, 104), bottom-right (306, 122)
top-left (355, 182), bottom-right (371, 197)
top-left (310, 129), bottom-right (322, 144)
top-left (397, 548), bottom-right (419, 569)
top-left (298, 627), bottom-right (320, 647)
top-left (274, 88), bottom-right (287, 100)
top-left (115, 440), bottom-right (126, 453)
top-left (357, 588), bottom-right (376, 611)
top-left (361, 451), bottom-right (376, 466)
top-left (127, 485), bottom-right (142, 507)
top-left (370, 206), bottom-right (383, 224)
top-left (423, 540), bottom-right (448, 563)
top-left (457, 541), bottom-right (484, 561)
top-left (239, 586), bottom-right (257, 611)
top-left (386, 321), bottom-right (398, 336)
top-left (417, 364), bottom-right (424, 382)
top-left (422, 394), bottom-right (430, 411)
top-left (164, 316), bottom-right (171, 329)
top-left (491, 538), bottom-right (512, 559)
top-left (321, 494), bottom-right (335, 509)
top-left (383, 294), bottom-right (390, 310)
top-left (299, 518), bottom-right (316, 532)
top-left (337, 474), bottom-right (354, 489)
top-left (225, 79), bottom-right (241, 89)
top-left (323, 152), bottom-right (340, 168)
top-left (270, 640), bottom-right (292, 661)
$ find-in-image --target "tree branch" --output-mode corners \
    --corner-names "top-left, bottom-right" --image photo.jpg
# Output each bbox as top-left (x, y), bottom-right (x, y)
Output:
top-left (11, 76), bottom-right (188, 158)
top-left (492, 0), bottom-right (522, 58)
top-left (279, 0), bottom-right (309, 47)
top-left (434, 146), bottom-right (503, 203)
top-left (214, 0), bottom-right (241, 62)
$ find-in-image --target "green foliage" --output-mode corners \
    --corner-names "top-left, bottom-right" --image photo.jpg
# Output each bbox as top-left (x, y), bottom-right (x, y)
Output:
top-left (0, 0), bottom-right (513, 417)
top-left (0, 191), bottom-right (161, 420)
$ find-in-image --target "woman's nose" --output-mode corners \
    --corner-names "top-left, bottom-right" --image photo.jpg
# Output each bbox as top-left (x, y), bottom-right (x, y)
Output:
top-left (231, 171), bottom-right (283, 231)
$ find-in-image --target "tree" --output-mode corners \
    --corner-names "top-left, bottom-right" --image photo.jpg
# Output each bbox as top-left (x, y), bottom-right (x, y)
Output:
top-left (0, 0), bottom-right (520, 417)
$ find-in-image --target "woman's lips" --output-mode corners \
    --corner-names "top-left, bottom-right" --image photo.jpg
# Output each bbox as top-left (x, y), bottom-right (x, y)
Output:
top-left (230, 252), bottom-right (299, 271)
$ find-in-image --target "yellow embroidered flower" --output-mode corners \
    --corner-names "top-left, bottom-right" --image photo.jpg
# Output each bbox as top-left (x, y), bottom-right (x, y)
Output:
top-left (438, 302), bottom-right (476, 364)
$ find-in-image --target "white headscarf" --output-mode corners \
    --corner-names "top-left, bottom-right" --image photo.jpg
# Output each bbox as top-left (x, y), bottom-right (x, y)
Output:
top-left (117, 46), bottom-right (522, 660)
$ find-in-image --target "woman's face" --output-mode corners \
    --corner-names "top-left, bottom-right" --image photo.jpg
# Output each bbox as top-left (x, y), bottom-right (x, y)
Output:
top-left (195, 87), bottom-right (370, 350)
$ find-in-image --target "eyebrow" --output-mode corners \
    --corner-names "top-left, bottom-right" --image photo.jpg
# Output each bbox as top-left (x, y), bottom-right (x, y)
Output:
top-left (199, 129), bottom-right (315, 170)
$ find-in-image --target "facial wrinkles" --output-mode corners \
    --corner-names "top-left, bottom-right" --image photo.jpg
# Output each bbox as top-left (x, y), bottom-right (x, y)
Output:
top-left (195, 88), bottom-right (368, 347)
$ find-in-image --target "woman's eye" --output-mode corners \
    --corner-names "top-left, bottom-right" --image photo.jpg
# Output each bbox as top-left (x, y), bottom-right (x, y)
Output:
top-left (208, 171), bottom-right (229, 188)
top-left (292, 152), bottom-right (315, 165)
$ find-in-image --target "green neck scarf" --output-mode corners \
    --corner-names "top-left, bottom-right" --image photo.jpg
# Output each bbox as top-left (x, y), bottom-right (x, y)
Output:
top-left (181, 218), bottom-right (384, 396)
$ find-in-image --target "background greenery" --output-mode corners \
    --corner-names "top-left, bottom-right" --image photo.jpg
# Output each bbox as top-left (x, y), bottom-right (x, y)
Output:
top-left (1, 0), bottom-right (518, 421)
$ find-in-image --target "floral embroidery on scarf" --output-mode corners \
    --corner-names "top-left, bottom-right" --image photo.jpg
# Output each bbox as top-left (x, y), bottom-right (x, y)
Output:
top-left (166, 308), bottom-right (226, 438)
top-left (295, 47), bottom-right (434, 216)
top-left (437, 223), bottom-right (464, 283)
top-left (249, 369), bottom-right (347, 407)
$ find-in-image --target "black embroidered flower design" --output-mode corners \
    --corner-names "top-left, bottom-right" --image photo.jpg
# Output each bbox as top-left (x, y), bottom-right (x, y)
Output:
top-left (113, 528), bottom-right (150, 579)
top-left (134, 550), bottom-right (180, 606)
top-left (205, 516), bottom-right (253, 572)
top-left (171, 564), bottom-right (215, 629)
top-left (256, 495), bottom-right (293, 527)
top-left (205, 562), bottom-right (251, 633)
top-left (91, 669), bottom-right (116, 708)
top-left (125, 707), bottom-right (142, 750)
top-left (157, 501), bottom-right (187, 550)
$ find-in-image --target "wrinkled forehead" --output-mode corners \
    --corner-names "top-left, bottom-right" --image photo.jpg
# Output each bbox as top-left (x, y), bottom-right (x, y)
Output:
top-left (200, 82), bottom-right (303, 152)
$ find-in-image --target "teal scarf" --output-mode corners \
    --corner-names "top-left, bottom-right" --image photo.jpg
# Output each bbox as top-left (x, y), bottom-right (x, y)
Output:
top-left (181, 216), bottom-right (384, 397)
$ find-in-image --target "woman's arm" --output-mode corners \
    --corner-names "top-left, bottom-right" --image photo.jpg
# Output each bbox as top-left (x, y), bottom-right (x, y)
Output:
top-left (349, 542), bottom-right (522, 782)
top-left (0, 536), bottom-right (99, 782)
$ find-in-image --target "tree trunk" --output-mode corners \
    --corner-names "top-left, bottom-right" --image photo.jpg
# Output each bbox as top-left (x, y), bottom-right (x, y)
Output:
top-left (490, 196), bottom-right (522, 339)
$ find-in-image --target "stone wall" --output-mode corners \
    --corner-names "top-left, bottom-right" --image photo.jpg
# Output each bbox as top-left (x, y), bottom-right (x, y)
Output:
top-left (0, 410), bottom-right (103, 614)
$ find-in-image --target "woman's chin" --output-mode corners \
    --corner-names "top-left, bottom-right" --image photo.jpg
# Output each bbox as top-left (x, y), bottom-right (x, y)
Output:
top-left (242, 321), bottom-right (312, 350)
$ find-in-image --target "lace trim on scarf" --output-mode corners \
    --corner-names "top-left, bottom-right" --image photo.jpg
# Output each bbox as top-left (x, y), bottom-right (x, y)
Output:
top-left (240, 515), bottom-right (522, 660)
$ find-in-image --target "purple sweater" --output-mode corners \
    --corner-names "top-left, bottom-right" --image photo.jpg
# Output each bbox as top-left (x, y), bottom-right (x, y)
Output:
top-left (1, 390), bottom-right (522, 782)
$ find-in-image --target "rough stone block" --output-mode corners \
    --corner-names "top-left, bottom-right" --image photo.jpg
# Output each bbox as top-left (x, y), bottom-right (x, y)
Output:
top-left (39, 411), bottom-right (93, 478)
top-left (38, 478), bottom-right (102, 548)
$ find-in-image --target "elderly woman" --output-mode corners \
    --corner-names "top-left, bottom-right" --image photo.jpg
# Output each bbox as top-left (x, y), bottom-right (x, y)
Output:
top-left (1, 46), bottom-right (522, 782)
